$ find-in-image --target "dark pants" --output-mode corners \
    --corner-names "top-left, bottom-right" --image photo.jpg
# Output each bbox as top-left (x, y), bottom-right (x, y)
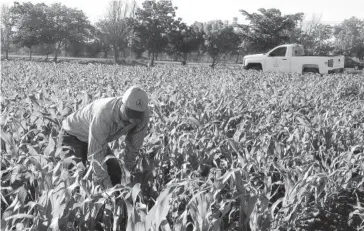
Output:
top-left (58, 130), bottom-right (122, 186)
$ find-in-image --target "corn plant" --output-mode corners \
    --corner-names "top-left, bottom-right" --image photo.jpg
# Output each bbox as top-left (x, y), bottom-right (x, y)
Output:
top-left (1, 60), bottom-right (364, 230)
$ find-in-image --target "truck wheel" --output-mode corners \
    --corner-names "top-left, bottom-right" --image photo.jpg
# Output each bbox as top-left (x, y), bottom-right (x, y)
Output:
top-left (249, 65), bottom-right (262, 71)
top-left (303, 68), bottom-right (319, 74)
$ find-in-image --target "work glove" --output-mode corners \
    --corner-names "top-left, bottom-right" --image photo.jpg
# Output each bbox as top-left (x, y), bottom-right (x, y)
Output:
top-left (93, 175), bottom-right (113, 191)
top-left (101, 177), bottom-right (113, 190)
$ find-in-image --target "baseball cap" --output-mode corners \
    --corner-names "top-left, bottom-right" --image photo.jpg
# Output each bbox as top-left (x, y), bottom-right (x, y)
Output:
top-left (122, 86), bottom-right (148, 119)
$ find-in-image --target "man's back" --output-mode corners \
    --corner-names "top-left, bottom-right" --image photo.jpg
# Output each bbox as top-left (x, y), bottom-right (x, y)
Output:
top-left (58, 86), bottom-right (150, 189)
top-left (62, 97), bottom-right (121, 142)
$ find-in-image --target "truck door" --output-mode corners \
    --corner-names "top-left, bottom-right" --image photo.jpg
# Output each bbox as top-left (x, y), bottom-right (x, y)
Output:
top-left (266, 47), bottom-right (288, 72)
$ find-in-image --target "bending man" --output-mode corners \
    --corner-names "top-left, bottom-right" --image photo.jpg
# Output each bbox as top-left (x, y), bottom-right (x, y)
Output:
top-left (58, 86), bottom-right (150, 189)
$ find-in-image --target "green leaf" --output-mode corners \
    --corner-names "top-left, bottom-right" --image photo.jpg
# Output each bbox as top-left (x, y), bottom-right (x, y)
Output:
top-left (173, 211), bottom-right (187, 231)
top-left (160, 220), bottom-right (171, 231)
top-left (17, 186), bottom-right (27, 204)
top-left (145, 184), bottom-right (176, 230)
top-left (102, 155), bottom-right (117, 165)
top-left (187, 116), bottom-right (201, 127)
top-left (244, 195), bottom-right (258, 218)
top-left (0, 128), bottom-right (18, 158)
top-left (44, 135), bottom-right (56, 156)
top-left (29, 157), bottom-right (42, 171)
top-left (1, 193), bottom-right (9, 207)
top-left (82, 91), bottom-right (91, 106)
top-left (15, 223), bottom-right (24, 231)
top-left (270, 197), bottom-right (283, 219)
top-left (4, 213), bottom-right (34, 221)
top-left (27, 145), bottom-right (39, 156)
top-left (132, 183), bottom-right (141, 205)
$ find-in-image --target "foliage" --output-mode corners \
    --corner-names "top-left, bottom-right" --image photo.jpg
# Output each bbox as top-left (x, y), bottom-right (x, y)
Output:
top-left (96, 0), bottom-right (137, 63)
top-left (1, 60), bottom-right (364, 231)
top-left (238, 8), bottom-right (304, 53)
top-left (293, 14), bottom-right (335, 55)
top-left (1, 4), bottom-right (15, 60)
top-left (2, 1), bottom-right (363, 62)
top-left (132, 0), bottom-right (179, 66)
top-left (165, 19), bottom-right (204, 64)
top-left (46, 3), bottom-right (91, 62)
top-left (202, 20), bottom-right (241, 67)
top-left (10, 2), bottom-right (49, 59)
top-left (333, 17), bottom-right (364, 59)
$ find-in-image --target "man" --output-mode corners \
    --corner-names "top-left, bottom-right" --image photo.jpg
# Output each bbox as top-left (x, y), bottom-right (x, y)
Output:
top-left (58, 86), bottom-right (150, 189)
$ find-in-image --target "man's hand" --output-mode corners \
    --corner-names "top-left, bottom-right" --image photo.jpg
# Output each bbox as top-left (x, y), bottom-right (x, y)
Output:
top-left (101, 177), bottom-right (113, 190)
top-left (93, 175), bottom-right (113, 190)
top-left (99, 177), bottom-right (115, 199)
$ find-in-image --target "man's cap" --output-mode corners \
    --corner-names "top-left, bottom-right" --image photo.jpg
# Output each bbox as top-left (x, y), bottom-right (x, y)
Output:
top-left (122, 86), bottom-right (148, 119)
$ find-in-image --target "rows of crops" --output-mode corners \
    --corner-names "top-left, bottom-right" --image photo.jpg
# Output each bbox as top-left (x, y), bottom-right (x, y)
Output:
top-left (1, 60), bottom-right (364, 231)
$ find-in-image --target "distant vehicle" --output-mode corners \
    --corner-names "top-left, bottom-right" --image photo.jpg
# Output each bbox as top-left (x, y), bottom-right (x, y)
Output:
top-left (344, 56), bottom-right (364, 70)
top-left (242, 44), bottom-right (345, 75)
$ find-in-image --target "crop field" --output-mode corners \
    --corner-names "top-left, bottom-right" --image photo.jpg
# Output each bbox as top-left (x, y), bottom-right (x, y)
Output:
top-left (1, 60), bottom-right (364, 231)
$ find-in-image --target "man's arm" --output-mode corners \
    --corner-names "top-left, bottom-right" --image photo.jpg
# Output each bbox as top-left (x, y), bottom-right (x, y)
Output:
top-left (88, 111), bottom-right (113, 189)
top-left (124, 109), bottom-right (150, 172)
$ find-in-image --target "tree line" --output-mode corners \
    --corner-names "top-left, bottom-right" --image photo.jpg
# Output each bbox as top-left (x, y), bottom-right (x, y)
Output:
top-left (1, 0), bottom-right (364, 67)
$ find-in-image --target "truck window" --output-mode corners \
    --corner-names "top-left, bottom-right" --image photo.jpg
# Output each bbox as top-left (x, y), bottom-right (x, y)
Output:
top-left (268, 47), bottom-right (287, 57)
top-left (292, 46), bottom-right (305, 56)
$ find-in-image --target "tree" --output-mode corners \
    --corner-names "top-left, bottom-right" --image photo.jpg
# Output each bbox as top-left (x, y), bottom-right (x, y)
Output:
top-left (80, 26), bottom-right (108, 58)
top-left (333, 17), bottom-right (364, 59)
top-left (133, 0), bottom-right (178, 66)
top-left (238, 8), bottom-right (304, 53)
top-left (11, 2), bottom-right (48, 59)
top-left (203, 20), bottom-right (241, 68)
top-left (292, 14), bottom-right (334, 55)
top-left (1, 4), bottom-right (14, 60)
top-left (96, 0), bottom-right (137, 63)
top-left (128, 18), bottom-right (146, 59)
top-left (231, 17), bottom-right (245, 63)
top-left (190, 22), bottom-right (206, 62)
top-left (47, 3), bottom-right (91, 62)
top-left (165, 18), bottom-right (187, 61)
top-left (166, 21), bottom-right (204, 64)
top-left (83, 40), bottom-right (102, 58)
top-left (93, 26), bottom-right (112, 58)
top-left (65, 39), bottom-right (86, 57)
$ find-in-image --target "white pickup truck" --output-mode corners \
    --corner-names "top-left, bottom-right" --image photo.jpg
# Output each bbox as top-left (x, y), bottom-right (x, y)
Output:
top-left (242, 44), bottom-right (344, 75)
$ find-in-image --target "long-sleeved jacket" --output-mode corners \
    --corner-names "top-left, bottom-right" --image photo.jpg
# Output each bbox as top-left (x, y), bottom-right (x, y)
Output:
top-left (62, 96), bottom-right (149, 188)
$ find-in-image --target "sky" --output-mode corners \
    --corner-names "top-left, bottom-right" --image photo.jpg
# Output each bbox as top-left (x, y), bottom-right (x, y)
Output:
top-left (1, 0), bottom-right (363, 25)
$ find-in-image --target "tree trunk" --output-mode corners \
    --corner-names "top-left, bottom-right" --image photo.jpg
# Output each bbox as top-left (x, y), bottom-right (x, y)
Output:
top-left (195, 51), bottom-right (202, 62)
top-left (53, 45), bottom-right (62, 63)
top-left (104, 50), bottom-right (108, 58)
top-left (5, 49), bottom-right (9, 60)
top-left (53, 41), bottom-right (64, 63)
top-left (181, 53), bottom-right (187, 65)
top-left (149, 52), bottom-right (155, 67)
top-left (135, 50), bottom-right (142, 59)
top-left (113, 43), bottom-right (118, 63)
top-left (210, 57), bottom-right (217, 68)
top-left (45, 47), bottom-right (50, 61)
top-left (53, 50), bottom-right (58, 62)
top-left (122, 49), bottom-right (126, 58)
top-left (235, 53), bottom-right (240, 64)
top-left (29, 47), bottom-right (32, 60)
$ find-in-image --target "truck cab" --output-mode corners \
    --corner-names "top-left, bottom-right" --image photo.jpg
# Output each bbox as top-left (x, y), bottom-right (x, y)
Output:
top-left (242, 44), bottom-right (344, 75)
